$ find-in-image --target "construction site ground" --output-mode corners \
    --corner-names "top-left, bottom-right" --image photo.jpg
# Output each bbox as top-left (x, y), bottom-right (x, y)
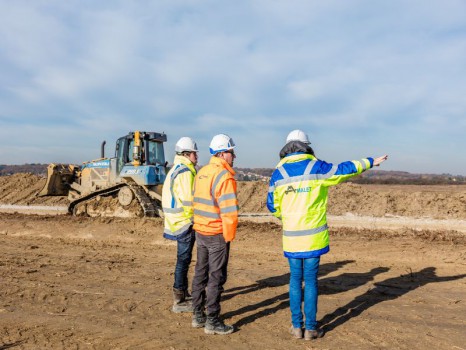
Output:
top-left (0, 174), bottom-right (465, 349)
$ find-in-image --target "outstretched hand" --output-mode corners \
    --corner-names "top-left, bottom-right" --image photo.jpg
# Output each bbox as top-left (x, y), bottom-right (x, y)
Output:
top-left (373, 155), bottom-right (388, 166)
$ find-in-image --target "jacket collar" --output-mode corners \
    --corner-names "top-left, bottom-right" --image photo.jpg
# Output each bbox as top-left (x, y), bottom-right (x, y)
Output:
top-left (209, 156), bottom-right (236, 176)
top-left (277, 153), bottom-right (316, 168)
top-left (174, 154), bottom-right (196, 174)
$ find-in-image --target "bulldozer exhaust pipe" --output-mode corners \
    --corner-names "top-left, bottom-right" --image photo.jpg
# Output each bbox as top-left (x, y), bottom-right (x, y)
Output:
top-left (101, 141), bottom-right (106, 158)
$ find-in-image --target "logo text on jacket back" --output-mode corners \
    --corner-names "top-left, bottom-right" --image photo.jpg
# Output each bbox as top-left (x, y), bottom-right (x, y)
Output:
top-left (284, 185), bottom-right (311, 195)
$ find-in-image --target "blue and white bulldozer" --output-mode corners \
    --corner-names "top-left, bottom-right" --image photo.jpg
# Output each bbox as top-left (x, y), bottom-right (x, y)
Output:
top-left (39, 131), bottom-right (168, 217)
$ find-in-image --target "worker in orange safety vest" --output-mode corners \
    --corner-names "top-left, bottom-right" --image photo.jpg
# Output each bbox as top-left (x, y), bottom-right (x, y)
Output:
top-left (190, 133), bottom-right (238, 335)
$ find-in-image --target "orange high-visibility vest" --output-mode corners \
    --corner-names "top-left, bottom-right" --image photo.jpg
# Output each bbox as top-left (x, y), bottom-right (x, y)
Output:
top-left (193, 156), bottom-right (238, 242)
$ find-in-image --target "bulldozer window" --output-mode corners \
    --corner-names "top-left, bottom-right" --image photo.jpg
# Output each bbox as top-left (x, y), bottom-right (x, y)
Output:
top-left (128, 139), bottom-right (135, 162)
top-left (148, 141), bottom-right (165, 165)
top-left (116, 137), bottom-right (127, 174)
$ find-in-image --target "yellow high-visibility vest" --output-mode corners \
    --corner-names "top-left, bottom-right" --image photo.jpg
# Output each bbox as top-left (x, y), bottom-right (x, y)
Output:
top-left (162, 155), bottom-right (196, 240)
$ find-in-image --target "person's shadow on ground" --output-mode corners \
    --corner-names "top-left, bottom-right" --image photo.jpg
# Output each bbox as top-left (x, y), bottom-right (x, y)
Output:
top-left (0, 341), bottom-right (24, 350)
top-left (226, 265), bottom-right (466, 331)
top-left (318, 267), bottom-right (390, 295)
top-left (224, 260), bottom-right (389, 329)
top-left (223, 259), bottom-right (355, 302)
top-left (320, 267), bottom-right (466, 333)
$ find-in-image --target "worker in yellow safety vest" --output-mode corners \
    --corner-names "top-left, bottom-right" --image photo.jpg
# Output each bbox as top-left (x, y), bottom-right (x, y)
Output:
top-left (267, 129), bottom-right (388, 341)
top-left (191, 133), bottom-right (238, 335)
top-left (162, 137), bottom-right (198, 313)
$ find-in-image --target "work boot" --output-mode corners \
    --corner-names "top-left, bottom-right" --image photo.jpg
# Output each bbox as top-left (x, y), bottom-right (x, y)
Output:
top-left (304, 328), bottom-right (324, 340)
top-left (191, 307), bottom-right (207, 328)
top-left (184, 290), bottom-right (192, 301)
top-left (172, 288), bottom-right (193, 313)
top-left (289, 325), bottom-right (303, 339)
top-left (204, 313), bottom-right (234, 335)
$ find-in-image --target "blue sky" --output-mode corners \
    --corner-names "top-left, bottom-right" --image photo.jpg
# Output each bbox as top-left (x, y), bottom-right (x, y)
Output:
top-left (1, 0), bottom-right (466, 175)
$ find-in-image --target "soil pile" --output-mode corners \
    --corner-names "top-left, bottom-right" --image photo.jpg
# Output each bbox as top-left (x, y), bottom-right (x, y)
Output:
top-left (1, 174), bottom-right (466, 219)
top-left (0, 173), bottom-right (67, 205)
top-left (238, 181), bottom-right (466, 219)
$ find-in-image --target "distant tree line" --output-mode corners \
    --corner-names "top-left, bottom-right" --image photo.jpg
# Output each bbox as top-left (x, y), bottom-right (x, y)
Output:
top-left (234, 168), bottom-right (273, 182)
top-left (1, 164), bottom-right (465, 185)
top-left (234, 168), bottom-right (466, 185)
top-left (0, 164), bottom-right (48, 176)
top-left (349, 170), bottom-right (466, 185)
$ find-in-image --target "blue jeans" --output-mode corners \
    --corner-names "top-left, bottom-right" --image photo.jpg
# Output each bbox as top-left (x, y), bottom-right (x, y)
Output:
top-left (173, 228), bottom-right (196, 291)
top-left (288, 257), bottom-right (320, 330)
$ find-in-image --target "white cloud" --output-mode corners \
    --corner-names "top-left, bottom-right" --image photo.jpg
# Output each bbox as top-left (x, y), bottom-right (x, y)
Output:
top-left (1, 1), bottom-right (466, 174)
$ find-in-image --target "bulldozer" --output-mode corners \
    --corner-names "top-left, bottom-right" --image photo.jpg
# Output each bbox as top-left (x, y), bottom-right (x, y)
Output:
top-left (38, 131), bottom-right (168, 218)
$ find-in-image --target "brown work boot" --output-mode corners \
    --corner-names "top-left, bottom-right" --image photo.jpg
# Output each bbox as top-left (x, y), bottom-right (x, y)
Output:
top-left (172, 288), bottom-right (193, 313)
top-left (289, 325), bottom-right (303, 339)
top-left (304, 328), bottom-right (324, 340)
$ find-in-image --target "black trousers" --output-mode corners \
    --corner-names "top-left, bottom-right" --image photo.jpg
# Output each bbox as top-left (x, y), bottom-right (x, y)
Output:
top-left (191, 232), bottom-right (230, 315)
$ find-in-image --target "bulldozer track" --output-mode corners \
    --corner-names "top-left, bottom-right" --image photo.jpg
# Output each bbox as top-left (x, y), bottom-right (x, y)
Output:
top-left (126, 181), bottom-right (163, 217)
top-left (68, 183), bottom-right (127, 215)
top-left (68, 182), bottom-right (163, 217)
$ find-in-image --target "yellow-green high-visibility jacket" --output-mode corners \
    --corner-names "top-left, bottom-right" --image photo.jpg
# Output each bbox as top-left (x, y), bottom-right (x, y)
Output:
top-left (267, 153), bottom-right (374, 258)
top-left (162, 155), bottom-right (197, 240)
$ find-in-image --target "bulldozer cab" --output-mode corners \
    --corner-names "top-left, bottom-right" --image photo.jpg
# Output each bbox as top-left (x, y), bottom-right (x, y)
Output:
top-left (115, 132), bottom-right (167, 174)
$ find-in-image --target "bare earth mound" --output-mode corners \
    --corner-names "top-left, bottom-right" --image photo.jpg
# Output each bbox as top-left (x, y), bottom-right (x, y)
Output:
top-left (0, 173), bottom-right (67, 206)
top-left (2, 174), bottom-right (466, 219)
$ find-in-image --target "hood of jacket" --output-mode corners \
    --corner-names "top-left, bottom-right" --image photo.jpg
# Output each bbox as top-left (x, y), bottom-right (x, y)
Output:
top-left (279, 141), bottom-right (315, 159)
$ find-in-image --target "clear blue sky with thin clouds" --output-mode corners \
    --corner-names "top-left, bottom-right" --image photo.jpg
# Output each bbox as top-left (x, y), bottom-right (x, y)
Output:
top-left (1, 1), bottom-right (466, 175)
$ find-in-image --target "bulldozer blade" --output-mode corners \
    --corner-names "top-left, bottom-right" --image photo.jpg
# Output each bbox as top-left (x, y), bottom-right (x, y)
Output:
top-left (38, 163), bottom-right (77, 196)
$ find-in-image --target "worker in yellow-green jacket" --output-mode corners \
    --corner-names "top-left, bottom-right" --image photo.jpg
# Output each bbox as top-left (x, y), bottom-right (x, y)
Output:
top-left (162, 137), bottom-right (199, 313)
top-left (267, 129), bottom-right (388, 341)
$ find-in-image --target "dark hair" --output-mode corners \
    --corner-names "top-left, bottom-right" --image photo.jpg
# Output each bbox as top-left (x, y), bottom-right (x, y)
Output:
top-left (279, 141), bottom-right (315, 159)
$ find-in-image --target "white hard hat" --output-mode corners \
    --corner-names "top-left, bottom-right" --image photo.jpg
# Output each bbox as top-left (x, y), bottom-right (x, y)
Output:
top-left (175, 137), bottom-right (198, 153)
top-left (286, 129), bottom-right (311, 144)
top-left (209, 134), bottom-right (235, 155)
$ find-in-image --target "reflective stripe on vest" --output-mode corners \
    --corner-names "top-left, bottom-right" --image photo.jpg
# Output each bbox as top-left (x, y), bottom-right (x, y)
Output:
top-left (218, 193), bottom-right (236, 203)
top-left (163, 222), bottom-right (192, 236)
top-left (211, 169), bottom-right (228, 206)
top-left (283, 224), bottom-right (328, 237)
top-left (170, 165), bottom-right (190, 208)
top-left (194, 197), bottom-right (215, 206)
top-left (193, 209), bottom-right (220, 219)
top-left (193, 170), bottom-right (228, 220)
top-left (275, 166), bottom-right (337, 187)
top-left (162, 207), bottom-right (184, 214)
top-left (360, 159), bottom-right (368, 171)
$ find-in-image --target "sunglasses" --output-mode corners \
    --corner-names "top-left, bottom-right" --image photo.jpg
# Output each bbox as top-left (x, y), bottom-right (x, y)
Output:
top-left (224, 150), bottom-right (235, 156)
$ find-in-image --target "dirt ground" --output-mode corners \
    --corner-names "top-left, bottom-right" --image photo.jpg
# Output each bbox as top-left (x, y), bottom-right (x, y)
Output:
top-left (1, 175), bottom-right (466, 349)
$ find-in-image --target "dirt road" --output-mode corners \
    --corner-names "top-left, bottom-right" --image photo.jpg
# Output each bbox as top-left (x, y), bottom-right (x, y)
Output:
top-left (1, 213), bottom-right (465, 350)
